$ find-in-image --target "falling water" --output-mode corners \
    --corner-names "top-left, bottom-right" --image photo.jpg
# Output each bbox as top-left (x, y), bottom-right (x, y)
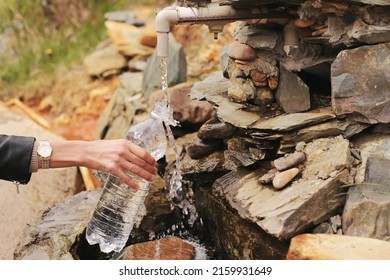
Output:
top-left (159, 56), bottom-right (199, 226)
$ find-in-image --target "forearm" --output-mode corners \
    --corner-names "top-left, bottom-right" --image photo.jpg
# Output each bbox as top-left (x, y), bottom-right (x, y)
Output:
top-left (34, 139), bottom-right (157, 190)
top-left (44, 140), bottom-right (86, 168)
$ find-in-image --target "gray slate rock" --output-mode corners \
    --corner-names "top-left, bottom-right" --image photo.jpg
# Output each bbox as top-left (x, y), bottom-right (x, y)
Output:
top-left (331, 43), bottom-right (390, 124)
top-left (14, 190), bottom-right (101, 260)
top-left (275, 66), bottom-right (310, 113)
top-left (343, 156), bottom-right (390, 241)
top-left (197, 117), bottom-right (238, 140)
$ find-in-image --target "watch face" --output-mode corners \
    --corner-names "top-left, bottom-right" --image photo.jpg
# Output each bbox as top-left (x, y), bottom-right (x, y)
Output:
top-left (39, 146), bottom-right (52, 157)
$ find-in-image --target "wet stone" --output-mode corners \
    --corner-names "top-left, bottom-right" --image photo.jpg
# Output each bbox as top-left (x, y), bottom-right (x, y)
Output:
top-left (123, 236), bottom-right (195, 260)
top-left (273, 151), bottom-right (306, 171)
top-left (149, 82), bottom-right (214, 126)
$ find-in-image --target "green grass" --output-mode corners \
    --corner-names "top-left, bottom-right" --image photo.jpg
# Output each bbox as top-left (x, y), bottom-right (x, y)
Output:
top-left (0, 0), bottom-right (161, 89)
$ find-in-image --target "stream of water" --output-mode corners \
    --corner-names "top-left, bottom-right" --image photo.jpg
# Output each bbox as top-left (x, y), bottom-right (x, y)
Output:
top-left (159, 56), bottom-right (199, 227)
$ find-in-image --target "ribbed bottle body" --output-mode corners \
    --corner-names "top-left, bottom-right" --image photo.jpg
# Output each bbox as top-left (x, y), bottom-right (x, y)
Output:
top-left (86, 113), bottom-right (168, 253)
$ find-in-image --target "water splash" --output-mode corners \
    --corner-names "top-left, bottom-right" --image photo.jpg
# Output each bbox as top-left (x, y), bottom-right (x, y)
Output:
top-left (159, 56), bottom-right (198, 227)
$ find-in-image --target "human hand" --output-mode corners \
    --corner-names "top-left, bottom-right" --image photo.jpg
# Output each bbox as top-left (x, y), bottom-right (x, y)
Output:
top-left (83, 139), bottom-right (158, 190)
top-left (49, 139), bottom-right (157, 190)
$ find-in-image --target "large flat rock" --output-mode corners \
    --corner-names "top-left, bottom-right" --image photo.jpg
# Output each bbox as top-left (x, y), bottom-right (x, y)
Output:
top-left (213, 136), bottom-right (352, 240)
top-left (287, 234), bottom-right (390, 260)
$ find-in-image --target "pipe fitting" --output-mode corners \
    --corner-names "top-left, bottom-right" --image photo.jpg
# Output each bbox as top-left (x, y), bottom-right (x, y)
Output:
top-left (155, 3), bottom-right (291, 57)
top-left (283, 20), bottom-right (299, 56)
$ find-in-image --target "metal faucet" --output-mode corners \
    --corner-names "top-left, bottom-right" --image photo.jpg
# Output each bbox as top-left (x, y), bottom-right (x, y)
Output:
top-left (155, 2), bottom-right (294, 57)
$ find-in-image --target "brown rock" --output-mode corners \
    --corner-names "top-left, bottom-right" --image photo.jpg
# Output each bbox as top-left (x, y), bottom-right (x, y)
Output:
top-left (255, 87), bottom-right (274, 106)
top-left (235, 59), bottom-right (249, 65)
top-left (235, 59), bottom-right (249, 70)
top-left (268, 75), bottom-right (279, 90)
top-left (198, 117), bottom-right (238, 140)
top-left (272, 168), bottom-right (300, 190)
top-left (249, 69), bottom-right (267, 87)
top-left (287, 234), bottom-right (390, 260)
top-left (124, 236), bottom-right (195, 260)
top-left (259, 168), bottom-right (278, 184)
top-left (186, 137), bottom-right (221, 159)
top-left (294, 19), bottom-right (315, 28)
top-left (139, 24), bottom-right (157, 47)
top-left (149, 82), bottom-right (214, 126)
top-left (140, 35), bottom-right (157, 48)
top-left (83, 43), bottom-right (127, 77)
top-left (227, 41), bottom-right (257, 61)
top-left (312, 27), bottom-right (327, 37)
top-left (105, 20), bottom-right (154, 57)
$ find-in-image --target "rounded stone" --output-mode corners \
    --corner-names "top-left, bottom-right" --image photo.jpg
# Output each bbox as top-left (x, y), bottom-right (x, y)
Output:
top-left (227, 41), bottom-right (257, 61)
top-left (293, 19), bottom-right (315, 28)
top-left (249, 69), bottom-right (267, 87)
top-left (268, 75), bottom-right (279, 90)
top-left (123, 236), bottom-right (195, 260)
top-left (273, 151), bottom-right (306, 171)
top-left (272, 167), bottom-right (300, 190)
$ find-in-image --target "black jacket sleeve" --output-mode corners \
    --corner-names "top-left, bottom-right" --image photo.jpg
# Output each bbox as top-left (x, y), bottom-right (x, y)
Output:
top-left (0, 134), bottom-right (36, 184)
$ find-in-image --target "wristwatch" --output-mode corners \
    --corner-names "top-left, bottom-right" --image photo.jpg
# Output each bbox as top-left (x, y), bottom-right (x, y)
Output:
top-left (38, 140), bottom-right (52, 169)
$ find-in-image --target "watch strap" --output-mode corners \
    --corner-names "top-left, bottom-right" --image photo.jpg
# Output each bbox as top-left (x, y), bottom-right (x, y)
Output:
top-left (41, 157), bottom-right (50, 169)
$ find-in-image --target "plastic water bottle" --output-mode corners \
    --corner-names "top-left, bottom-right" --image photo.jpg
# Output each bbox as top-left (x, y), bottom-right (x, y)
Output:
top-left (86, 100), bottom-right (178, 253)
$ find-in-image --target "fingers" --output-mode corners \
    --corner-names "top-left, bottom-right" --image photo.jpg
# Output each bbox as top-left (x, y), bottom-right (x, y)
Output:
top-left (126, 141), bottom-right (157, 167)
top-left (122, 160), bottom-right (155, 182)
top-left (113, 169), bottom-right (141, 191)
top-left (85, 139), bottom-right (160, 190)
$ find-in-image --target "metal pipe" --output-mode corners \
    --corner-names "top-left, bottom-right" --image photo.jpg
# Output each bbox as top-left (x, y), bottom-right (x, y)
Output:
top-left (155, 3), bottom-right (290, 57)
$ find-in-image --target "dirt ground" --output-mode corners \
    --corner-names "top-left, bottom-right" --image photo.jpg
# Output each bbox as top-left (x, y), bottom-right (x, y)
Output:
top-left (0, 104), bottom-right (79, 260)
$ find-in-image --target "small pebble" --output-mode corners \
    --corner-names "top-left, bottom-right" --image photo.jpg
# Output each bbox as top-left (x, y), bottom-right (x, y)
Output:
top-left (350, 148), bottom-right (362, 161)
top-left (273, 151), bottom-right (306, 171)
top-left (259, 168), bottom-right (278, 184)
top-left (272, 167), bottom-right (300, 190)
